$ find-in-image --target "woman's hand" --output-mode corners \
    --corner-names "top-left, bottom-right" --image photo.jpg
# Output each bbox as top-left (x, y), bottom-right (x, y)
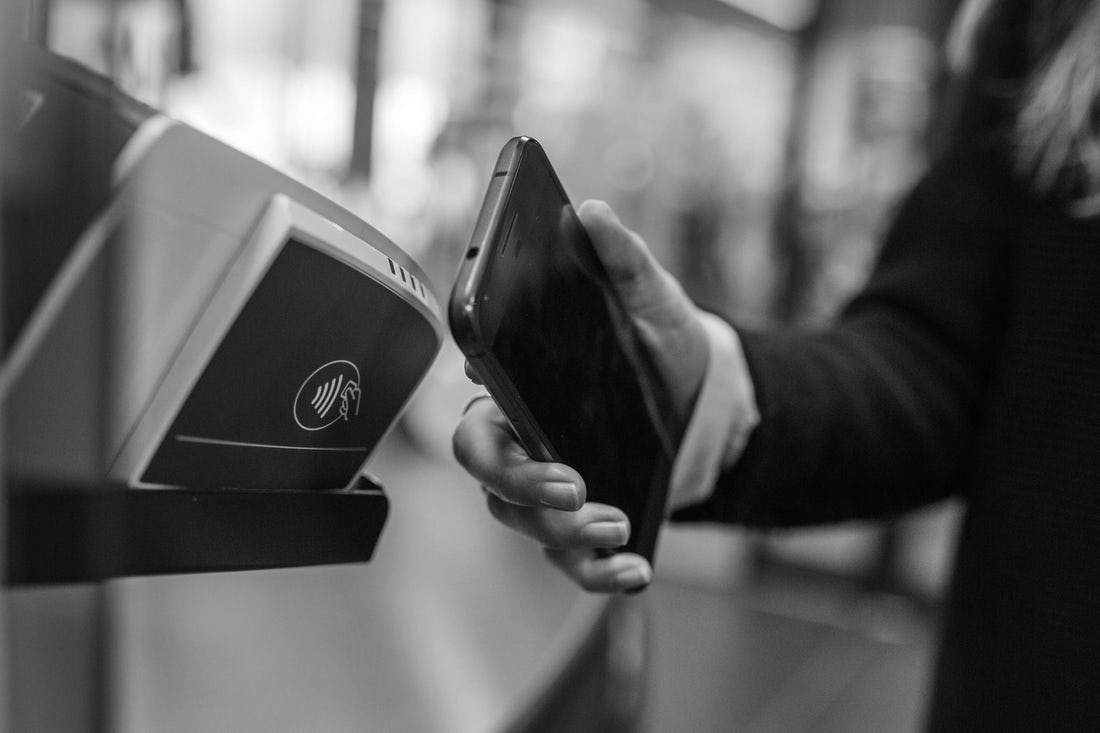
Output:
top-left (451, 200), bottom-right (710, 592)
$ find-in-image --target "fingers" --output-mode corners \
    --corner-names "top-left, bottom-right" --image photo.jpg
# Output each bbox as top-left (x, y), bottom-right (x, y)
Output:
top-left (453, 397), bottom-right (585, 510)
top-left (488, 487), bottom-right (653, 593)
top-left (485, 493), bottom-right (630, 550)
top-left (454, 369), bottom-right (653, 595)
top-left (545, 548), bottom-right (653, 593)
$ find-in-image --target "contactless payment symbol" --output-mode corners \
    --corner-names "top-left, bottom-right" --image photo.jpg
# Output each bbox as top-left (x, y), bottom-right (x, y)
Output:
top-left (294, 360), bottom-right (362, 431)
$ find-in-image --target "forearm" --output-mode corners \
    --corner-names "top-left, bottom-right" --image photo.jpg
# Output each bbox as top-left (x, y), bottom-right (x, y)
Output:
top-left (671, 149), bottom-right (1017, 527)
top-left (708, 320), bottom-right (985, 525)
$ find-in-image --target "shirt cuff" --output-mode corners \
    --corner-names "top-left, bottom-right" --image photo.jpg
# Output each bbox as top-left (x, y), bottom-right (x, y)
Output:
top-left (666, 312), bottom-right (760, 513)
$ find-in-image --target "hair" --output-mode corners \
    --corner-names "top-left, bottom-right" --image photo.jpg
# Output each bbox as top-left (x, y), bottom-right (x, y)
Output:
top-left (1014, 0), bottom-right (1100, 216)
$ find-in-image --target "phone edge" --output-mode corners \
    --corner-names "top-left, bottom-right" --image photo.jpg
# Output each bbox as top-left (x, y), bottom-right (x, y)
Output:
top-left (448, 137), bottom-right (560, 464)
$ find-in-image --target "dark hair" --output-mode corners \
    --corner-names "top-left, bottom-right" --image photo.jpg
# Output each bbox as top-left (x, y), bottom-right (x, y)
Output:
top-left (1015, 0), bottom-right (1100, 216)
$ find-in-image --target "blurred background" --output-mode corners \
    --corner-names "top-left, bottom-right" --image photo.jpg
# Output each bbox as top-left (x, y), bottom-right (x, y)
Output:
top-left (4, 0), bottom-right (972, 730)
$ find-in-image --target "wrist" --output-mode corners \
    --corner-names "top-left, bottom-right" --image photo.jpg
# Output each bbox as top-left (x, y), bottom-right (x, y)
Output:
top-left (666, 313), bottom-right (760, 512)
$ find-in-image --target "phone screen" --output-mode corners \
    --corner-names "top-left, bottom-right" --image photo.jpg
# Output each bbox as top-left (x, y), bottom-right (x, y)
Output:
top-left (451, 138), bottom-right (674, 560)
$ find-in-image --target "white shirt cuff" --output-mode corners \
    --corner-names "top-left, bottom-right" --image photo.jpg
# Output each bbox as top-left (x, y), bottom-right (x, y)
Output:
top-left (666, 312), bottom-right (760, 512)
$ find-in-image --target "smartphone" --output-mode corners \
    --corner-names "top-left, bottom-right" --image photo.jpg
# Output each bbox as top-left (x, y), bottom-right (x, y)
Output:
top-left (449, 137), bottom-right (677, 562)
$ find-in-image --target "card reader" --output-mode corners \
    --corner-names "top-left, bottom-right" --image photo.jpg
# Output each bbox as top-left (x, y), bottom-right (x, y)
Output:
top-left (2, 48), bottom-right (443, 582)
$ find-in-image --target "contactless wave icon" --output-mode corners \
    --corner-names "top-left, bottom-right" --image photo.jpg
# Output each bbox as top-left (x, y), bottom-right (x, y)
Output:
top-left (294, 360), bottom-right (362, 431)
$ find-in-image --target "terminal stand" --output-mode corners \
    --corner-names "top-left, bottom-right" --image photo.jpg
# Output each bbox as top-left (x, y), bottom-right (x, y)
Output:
top-left (5, 475), bottom-right (388, 585)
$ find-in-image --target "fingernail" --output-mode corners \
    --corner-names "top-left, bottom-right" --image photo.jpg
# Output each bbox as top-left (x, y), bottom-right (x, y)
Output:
top-left (582, 521), bottom-right (629, 547)
top-left (615, 564), bottom-right (652, 591)
top-left (540, 481), bottom-right (580, 510)
top-left (596, 200), bottom-right (619, 223)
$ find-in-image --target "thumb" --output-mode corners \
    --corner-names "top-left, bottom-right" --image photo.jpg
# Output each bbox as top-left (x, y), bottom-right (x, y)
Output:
top-left (576, 199), bottom-right (709, 426)
top-left (576, 199), bottom-right (697, 334)
top-left (576, 199), bottom-right (668, 310)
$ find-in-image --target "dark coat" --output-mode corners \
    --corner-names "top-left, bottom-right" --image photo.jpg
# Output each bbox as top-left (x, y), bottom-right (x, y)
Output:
top-left (675, 4), bottom-right (1100, 729)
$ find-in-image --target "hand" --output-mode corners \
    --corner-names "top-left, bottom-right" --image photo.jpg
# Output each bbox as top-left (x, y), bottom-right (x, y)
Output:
top-left (578, 200), bottom-right (709, 427)
top-left (452, 200), bottom-right (710, 592)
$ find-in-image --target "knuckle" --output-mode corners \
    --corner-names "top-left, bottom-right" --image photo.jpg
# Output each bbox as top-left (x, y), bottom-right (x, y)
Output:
top-left (450, 423), bottom-right (473, 467)
top-left (534, 523), bottom-right (569, 550)
top-left (576, 574), bottom-right (607, 593)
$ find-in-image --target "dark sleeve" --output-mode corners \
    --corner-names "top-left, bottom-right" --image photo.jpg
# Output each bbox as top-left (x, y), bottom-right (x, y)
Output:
top-left (674, 149), bottom-right (1019, 527)
top-left (670, 0), bottom-right (1032, 528)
